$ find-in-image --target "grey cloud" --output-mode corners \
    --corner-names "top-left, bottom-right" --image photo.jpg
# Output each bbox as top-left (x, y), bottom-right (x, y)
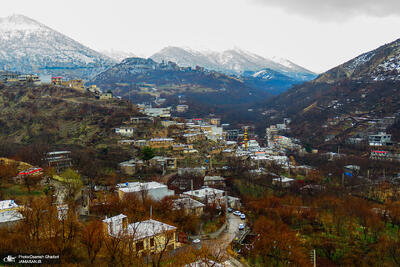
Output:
top-left (251, 0), bottom-right (400, 20)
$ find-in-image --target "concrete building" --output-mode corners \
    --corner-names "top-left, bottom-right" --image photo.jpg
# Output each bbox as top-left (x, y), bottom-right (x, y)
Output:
top-left (102, 215), bottom-right (177, 254)
top-left (115, 127), bottom-right (135, 137)
top-left (0, 200), bottom-right (23, 225)
top-left (210, 118), bottom-right (221, 126)
top-left (183, 187), bottom-right (226, 206)
top-left (272, 177), bottom-right (295, 187)
top-left (45, 151), bottom-right (72, 172)
top-left (99, 92), bottom-right (113, 100)
top-left (117, 182), bottom-right (175, 200)
top-left (369, 133), bottom-right (392, 146)
top-left (172, 197), bottom-right (205, 216)
top-left (176, 105), bottom-right (189, 113)
top-left (119, 159), bottom-right (145, 175)
top-left (203, 176), bottom-right (226, 187)
top-left (18, 74), bottom-right (40, 84)
top-left (147, 138), bottom-right (175, 149)
top-left (144, 107), bottom-right (171, 118)
top-left (130, 117), bottom-right (154, 125)
top-left (183, 133), bottom-right (205, 143)
top-left (177, 167), bottom-right (206, 177)
top-left (149, 156), bottom-right (177, 171)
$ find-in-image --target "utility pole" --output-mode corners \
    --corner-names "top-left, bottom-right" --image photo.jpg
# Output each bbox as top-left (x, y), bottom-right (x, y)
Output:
top-left (150, 205), bottom-right (152, 219)
top-left (313, 249), bottom-right (316, 267)
top-left (310, 249), bottom-right (316, 267)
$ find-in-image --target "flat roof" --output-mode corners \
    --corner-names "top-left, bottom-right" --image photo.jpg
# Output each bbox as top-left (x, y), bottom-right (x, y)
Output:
top-left (173, 198), bottom-right (205, 209)
top-left (118, 182), bottom-right (168, 193)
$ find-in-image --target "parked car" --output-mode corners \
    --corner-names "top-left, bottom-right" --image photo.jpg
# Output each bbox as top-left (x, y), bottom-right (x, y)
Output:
top-left (240, 214), bottom-right (246, 220)
top-left (192, 239), bottom-right (201, 244)
top-left (227, 208), bottom-right (233, 213)
top-left (238, 224), bottom-right (245, 230)
top-left (233, 211), bottom-right (241, 216)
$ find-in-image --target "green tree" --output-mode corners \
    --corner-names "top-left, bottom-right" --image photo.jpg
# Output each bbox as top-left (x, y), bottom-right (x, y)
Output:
top-left (140, 147), bottom-right (155, 161)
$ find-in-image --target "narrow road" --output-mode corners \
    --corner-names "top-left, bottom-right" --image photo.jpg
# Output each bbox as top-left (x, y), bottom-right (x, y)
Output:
top-left (203, 213), bottom-right (247, 267)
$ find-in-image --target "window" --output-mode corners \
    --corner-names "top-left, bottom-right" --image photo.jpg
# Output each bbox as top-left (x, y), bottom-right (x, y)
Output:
top-left (150, 238), bottom-right (154, 247)
top-left (136, 241), bottom-right (144, 251)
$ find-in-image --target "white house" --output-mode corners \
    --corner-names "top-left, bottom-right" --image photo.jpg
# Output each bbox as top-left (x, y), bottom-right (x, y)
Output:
top-left (115, 127), bottom-right (135, 137)
top-left (117, 182), bottom-right (175, 200)
top-left (0, 200), bottom-right (23, 224)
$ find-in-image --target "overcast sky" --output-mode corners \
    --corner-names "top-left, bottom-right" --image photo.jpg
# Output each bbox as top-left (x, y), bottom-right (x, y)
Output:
top-left (1, 0), bottom-right (400, 73)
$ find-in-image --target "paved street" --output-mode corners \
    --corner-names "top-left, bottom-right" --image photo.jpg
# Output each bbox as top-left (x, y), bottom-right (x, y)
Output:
top-left (202, 212), bottom-right (246, 267)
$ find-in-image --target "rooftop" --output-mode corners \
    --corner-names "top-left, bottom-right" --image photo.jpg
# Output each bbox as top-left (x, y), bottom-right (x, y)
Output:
top-left (0, 200), bottom-right (18, 210)
top-left (173, 197), bottom-right (205, 210)
top-left (127, 219), bottom-right (176, 241)
top-left (102, 214), bottom-right (127, 224)
top-left (183, 187), bottom-right (225, 198)
top-left (204, 176), bottom-right (225, 182)
top-left (117, 181), bottom-right (168, 193)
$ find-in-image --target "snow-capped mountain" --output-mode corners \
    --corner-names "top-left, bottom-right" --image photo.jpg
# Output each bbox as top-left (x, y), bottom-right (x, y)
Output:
top-left (150, 46), bottom-right (315, 81)
top-left (316, 38), bottom-right (400, 83)
top-left (0, 14), bottom-right (116, 79)
top-left (100, 49), bottom-right (136, 62)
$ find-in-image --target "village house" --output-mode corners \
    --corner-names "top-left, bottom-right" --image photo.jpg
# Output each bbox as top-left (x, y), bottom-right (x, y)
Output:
top-left (183, 133), bottom-right (205, 143)
top-left (62, 79), bottom-right (85, 91)
top-left (161, 120), bottom-right (178, 127)
top-left (147, 138), bottom-right (175, 149)
top-left (176, 104), bottom-right (189, 113)
top-left (272, 177), bottom-right (295, 188)
top-left (130, 117), bottom-right (154, 125)
top-left (0, 200), bottom-right (23, 226)
top-left (143, 106), bottom-right (171, 118)
top-left (119, 159), bottom-right (145, 175)
top-left (102, 214), bottom-right (177, 255)
top-left (115, 127), bottom-right (135, 137)
top-left (87, 85), bottom-right (101, 94)
top-left (149, 156), bottom-right (177, 171)
top-left (172, 197), bottom-right (205, 216)
top-left (16, 167), bottom-right (43, 183)
top-left (177, 167), bottom-right (206, 177)
top-left (117, 140), bottom-right (136, 145)
top-left (203, 176), bottom-right (226, 187)
top-left (117, 182), bottom-right (175, 200)
top-left (183, 187), bottom-right (226, 207)
top-left (18, 74), bottom-right (41, 84)
top-left (172, 144), bottom-right (194, 152)
top-left (210, 118), bottom-right (221, 126)
top-left (51, 76), bottom-right (63, 85)
top-left (45, 151), bottom-right (73, 172)
top-left (99, 92), bottom-right (113, 100)
top-left (369, 132), bottom-right (393, 146)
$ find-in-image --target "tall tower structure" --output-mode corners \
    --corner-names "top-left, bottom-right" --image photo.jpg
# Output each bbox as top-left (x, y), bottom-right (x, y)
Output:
top-left (244, 127), bottom-right (248, 151)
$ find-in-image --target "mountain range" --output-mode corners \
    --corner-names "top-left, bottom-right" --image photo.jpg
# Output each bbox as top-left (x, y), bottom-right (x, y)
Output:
top-left (264, 38), bottom-right (400, 146)
top-left (150, 47), bottom-right (316, 93)
top-left (0, 14), bottom-right (116, 79)
top-left (0, 14), bottom-right (316, 94)
top-left (150, 46), bottom-right (314, 78)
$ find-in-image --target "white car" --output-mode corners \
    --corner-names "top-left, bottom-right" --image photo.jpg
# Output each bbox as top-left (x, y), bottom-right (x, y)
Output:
top-left (192, 239), bottom-right (201, 244)
top-left (238, 223), bottom-right (245, 230)
top-left (240, 214), bottom-right (246, 220)
top-left (233, 211), bottom-right (241, 216)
